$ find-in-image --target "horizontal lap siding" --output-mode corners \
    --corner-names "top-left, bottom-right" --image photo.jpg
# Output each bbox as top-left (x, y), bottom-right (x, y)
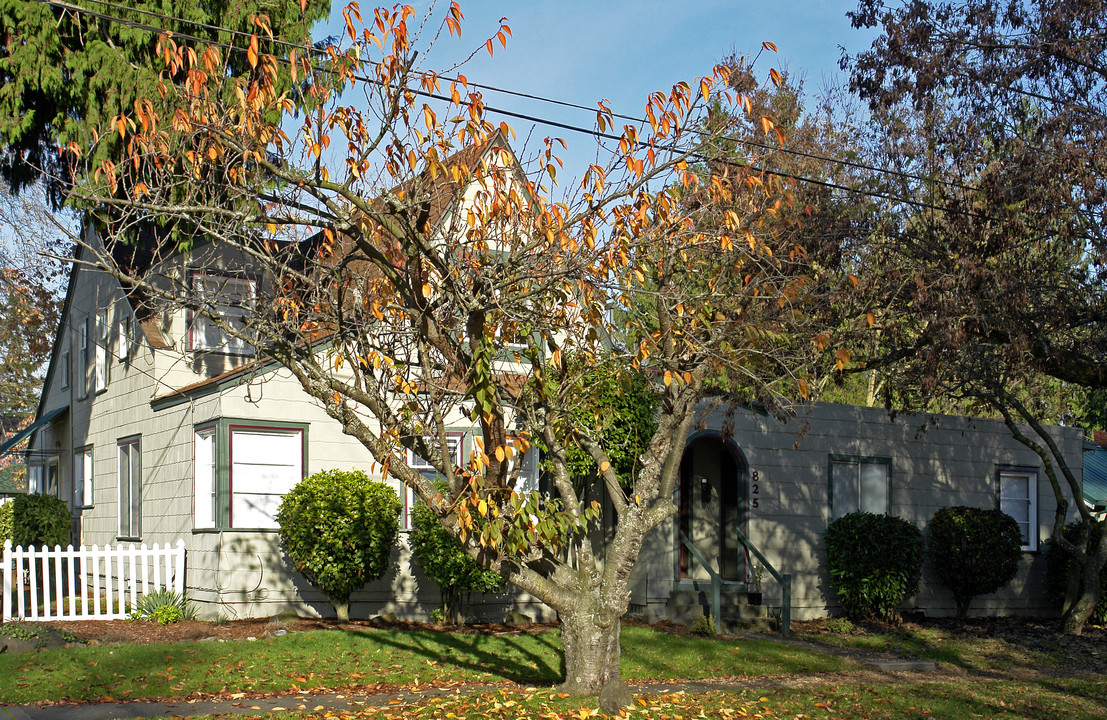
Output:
top-left (640, 402), bottom-right (1082, 620)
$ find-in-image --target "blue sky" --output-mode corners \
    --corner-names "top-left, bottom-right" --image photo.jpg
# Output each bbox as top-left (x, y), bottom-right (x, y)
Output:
top-left (320, 1), bottom-right (877, 179)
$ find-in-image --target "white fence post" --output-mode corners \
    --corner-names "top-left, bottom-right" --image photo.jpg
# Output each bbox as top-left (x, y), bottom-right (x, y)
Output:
top-left (0, 540), bottom-right (187, 621)
top-left (2, 540), bottom-right (11, 622)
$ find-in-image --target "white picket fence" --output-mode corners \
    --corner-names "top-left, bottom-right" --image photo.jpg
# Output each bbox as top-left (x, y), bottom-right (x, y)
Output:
top-left (2, 539), bottom-right (186, 621)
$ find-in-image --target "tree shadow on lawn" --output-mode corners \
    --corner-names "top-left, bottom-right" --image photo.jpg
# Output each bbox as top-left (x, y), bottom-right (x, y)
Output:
top-left (348, 626), bottom-right (564, 686)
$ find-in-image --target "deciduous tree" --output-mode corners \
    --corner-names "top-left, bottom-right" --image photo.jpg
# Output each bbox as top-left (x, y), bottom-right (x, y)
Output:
top-left (843, 0), bottom-right (1107, 634)
top-left (63, 3), bottom-right (834, 706)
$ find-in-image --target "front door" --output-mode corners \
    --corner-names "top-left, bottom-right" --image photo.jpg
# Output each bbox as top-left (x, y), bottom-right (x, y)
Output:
top-left (678, 436), bottom-right (746, 581)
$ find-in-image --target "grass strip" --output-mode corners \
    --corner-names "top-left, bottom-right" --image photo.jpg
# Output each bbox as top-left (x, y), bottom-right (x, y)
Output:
top-left (0, 625), bottom-right (853, 705)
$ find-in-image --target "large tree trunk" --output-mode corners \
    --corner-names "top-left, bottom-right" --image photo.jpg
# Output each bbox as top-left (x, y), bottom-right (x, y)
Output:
top-left (333, 599), bottom-right (350, 622)
top-left (559, 611), bottom-right (632, 713)
top-left (1062, 549), bottom-right (1104, 636)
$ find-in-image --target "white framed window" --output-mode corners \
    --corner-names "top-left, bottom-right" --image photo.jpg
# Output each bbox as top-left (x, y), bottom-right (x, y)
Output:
top-left (74, 446), bottom-right (93, 507)
top-left (194, 427), bottom-right (217, 529)
top-left (190, 273), bottom-right (256, 355)
top-left (118, 437), bottom-right (141, 538)
top-left (47, 457), bottom-right (59, 497)
top-left (228, 425), bottom-right (303, 529)
top-left (94, 309), bottom-right (108, 392)
top-left (27, 464), bottom-right (44, 494)
top-left (407, 434), bottom-right (463, 471)
top-left (405, 434), bottom-right (463, 528)
top-left (118, 316), bottom-right (130, 361)
top-left (830, 456), bottom-right (890, 520)
top-left (78, 318), bottom-right (89, 399)
top-left (1000, 468), bottom-right (1038, 551)
top-left (60, 348), bottom-right (70, 389)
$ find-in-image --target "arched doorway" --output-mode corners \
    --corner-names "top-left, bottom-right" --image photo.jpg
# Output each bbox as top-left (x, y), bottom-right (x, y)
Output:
top-left (677, 434), bottom-right (748, 581)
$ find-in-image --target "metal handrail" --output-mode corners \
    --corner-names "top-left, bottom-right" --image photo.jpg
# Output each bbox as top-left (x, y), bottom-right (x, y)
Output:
top-left (677, 526), bottom-right (791, 635)
top-left (733, 523), bottom-right (791, 635)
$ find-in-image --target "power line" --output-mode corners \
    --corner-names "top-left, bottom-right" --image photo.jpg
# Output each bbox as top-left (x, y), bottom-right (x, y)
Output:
top-left (75, 0), bottom-right (989, 197)
top-left (30, 0), bottom-right (1005, 220)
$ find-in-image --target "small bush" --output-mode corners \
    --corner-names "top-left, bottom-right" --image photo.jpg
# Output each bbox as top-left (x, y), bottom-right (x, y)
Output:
top-left (824, 617), bottom-right (854, 634)
top-left (690, 613), bottom-right (718, 636)
top-left (0, 501), bottom-right (12, 545)
top-left (928, 506), bottom-right (1022, 619)
top-left (129, 589), bottom-right (196, 625)
top-left (276, 469), bottom-right (401, 621)
top-left (410, 481), bottom-right (502, 624)
top-left (11, 493), bottom-right (70, 549)
top-left (825, 512), bottom-right (923, 621)
top-left (1045, 520), bottom-right (1107, 625)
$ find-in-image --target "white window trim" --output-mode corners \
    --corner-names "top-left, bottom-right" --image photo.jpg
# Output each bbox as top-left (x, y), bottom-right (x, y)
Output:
top-left (74, 446), bottom-right (93, 508)
top-left (1000, 468), bottom-right (1039, 551)
top-left (228, 424), bottom-right (304, 529)
top-left (194, 427), bottom-right (217, 530)
top-left (405, 434), bottom-right (463, 528)
top-left (189, 272), bottom-right (257, 355)
top-left (94, 309), bottom-right (108, 393)
top-left (60, 348), bottom-right (70, 389)
top-left (78, 318), bottom-right (89, 399)
top-left (117, 316), bottom-right (130, 361)
top-left (829, 455), bottom-right (891, 520)
top-left (118, 438), bottom-right (141, 539)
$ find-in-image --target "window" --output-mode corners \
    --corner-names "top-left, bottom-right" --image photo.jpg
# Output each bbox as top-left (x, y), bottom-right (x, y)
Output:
top-left (118, 317), bottom-right (130, 361)
top-left (229, 426), bottom-right (303, 529)
top-left (1000, 468), bottom-right (1038, 551)
top-left (60, 348), bottom-right (70, 389)
top-left (194, 427), bottom-right (217, 529)
top-left (78, 318), bottom-right (89, 399)
top-left (190, 273), bottom-right (256, 355)
top-left (94, 309), bottom-right (107, 392)
top-left (406, 434), bottom-right (463, 528)
top-left (118, 437), bottom-right (141, 538)
top-left (830, 456), bottom-right (890, 520)
top-left (27, 464), bottom-right (43, 494)
top-left (47, 457), bottom-right (59, 497)
top-left (74, 446), bottom-right (93, 507)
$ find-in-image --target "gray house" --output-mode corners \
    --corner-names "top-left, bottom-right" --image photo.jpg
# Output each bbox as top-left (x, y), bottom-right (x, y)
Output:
top-left (2, 137), bottom-right (1082, 622)
top-left (7, 235), bottom-right (1081, 622)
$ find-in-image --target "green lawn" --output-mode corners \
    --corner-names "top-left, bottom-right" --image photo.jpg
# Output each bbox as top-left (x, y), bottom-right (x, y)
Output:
top-left (4, 620), bottom-right (1104, 719)
top-left (0, 624), bottom-right (854, 705)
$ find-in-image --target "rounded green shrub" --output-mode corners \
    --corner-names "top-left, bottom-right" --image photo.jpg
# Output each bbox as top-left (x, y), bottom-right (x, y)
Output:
top-left (1045, 520), bottom-right (1107, 625)
top-left (276, 469), bottom-right (401, 621)
top-left (410, 482), bottom-right (502, 624)
top-left (928, 506), bottom-right (1022, 619)
top-left (12, 493), bottom-right (70, 549)
top-left (825, 512), bottom-right (923, 620)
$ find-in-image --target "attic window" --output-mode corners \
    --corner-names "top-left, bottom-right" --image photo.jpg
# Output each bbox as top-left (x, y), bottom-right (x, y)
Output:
top-left (189, 273), bottom-right (255, 355)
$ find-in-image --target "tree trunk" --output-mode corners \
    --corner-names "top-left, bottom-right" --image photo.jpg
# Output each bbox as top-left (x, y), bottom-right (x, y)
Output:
top-left (333, 599), bottom-right (350, 622)
top-left (559, 611), bottom-right (632, 713)
top-left (954, 596), bottom-right (971, 621)
top-left (1062, 557), bottom-right (1102, 636)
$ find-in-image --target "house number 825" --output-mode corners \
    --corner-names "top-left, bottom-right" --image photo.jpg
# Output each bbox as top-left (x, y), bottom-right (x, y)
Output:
top-left (750, 470), bottom-right (760, 509)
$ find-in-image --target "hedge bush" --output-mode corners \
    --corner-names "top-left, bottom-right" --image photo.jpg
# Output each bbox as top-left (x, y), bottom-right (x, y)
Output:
top-left (276, 469), bottom-right (401, 621)
top-left (1045, 520), bottom-right (1107, 625)
top-left (11, 493), bottom-right (70, 549)
top-left (825, 512), bottom-right (923, 620)
top-left (410, 482), bottom-right (502, 623)
top-left (928, 506), bottom-right (1022, 619)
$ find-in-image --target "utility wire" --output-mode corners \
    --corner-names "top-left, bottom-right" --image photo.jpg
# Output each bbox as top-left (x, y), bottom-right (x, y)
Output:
top-left (73, 0), bottom-right (985, 196)
top-left (31, 0), bottom-right (1022, 220)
